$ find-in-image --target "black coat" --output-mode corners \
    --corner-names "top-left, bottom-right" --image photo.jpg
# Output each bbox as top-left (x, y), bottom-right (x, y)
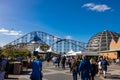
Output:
top-left (91, 64), bottom-right (98, 77)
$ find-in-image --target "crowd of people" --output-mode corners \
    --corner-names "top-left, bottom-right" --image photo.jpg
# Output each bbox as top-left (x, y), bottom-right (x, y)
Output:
top-left (49, 55), bottom-right (109, 80)
top-left (0, 54), bottom-right (118, 80)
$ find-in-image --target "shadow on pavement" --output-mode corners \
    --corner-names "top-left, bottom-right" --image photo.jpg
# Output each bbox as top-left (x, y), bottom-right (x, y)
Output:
top-left (107, 74), bottom-right (120, 79)
top-left (21, 71), bottom-right (31, 75)
top-left (5, 78), bottom-right (18, 80)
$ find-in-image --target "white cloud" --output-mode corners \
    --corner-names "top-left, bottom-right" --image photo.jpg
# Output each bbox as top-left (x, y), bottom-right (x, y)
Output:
top-left (0, 28), bottom-right (9, 33)
top-left (83, 3), bottom-right (95, 7)
top-left (82, 3), bottom-right (111, 12)
top-left (0, 28), bottom-right (22, 36)
top-left (65, 36), bottom-right (72, 39)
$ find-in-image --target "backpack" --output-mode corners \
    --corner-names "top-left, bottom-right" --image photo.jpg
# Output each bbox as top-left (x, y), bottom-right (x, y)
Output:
top-left (102, 59), bottom-right (108, 66)
top-left (76, 60), bottom-right (80, 66)
top-left (72, 64), bottom-right (78, 74)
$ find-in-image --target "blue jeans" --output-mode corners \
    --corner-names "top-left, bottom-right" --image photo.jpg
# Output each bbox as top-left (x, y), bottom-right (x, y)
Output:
top-left (72, 73), bottom-right (77, 80)
top-left (81, 77), bottom-right (89, 80)
top-left (31, 73), bottom-right (42, 80)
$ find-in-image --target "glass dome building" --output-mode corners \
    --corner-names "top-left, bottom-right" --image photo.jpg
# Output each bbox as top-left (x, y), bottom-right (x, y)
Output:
top-left (87, 30), bottom-right (120, 52)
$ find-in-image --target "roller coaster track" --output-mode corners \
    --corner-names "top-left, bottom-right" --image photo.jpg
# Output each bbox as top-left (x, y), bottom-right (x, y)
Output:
top-left (5, 31), bottom-right (86, 54)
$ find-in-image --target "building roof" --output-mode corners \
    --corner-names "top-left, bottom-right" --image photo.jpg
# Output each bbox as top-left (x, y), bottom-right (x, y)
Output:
top-left (87, 30), bottom-right (120, 52)
top-left (100, 48), bottom-right (120, 53)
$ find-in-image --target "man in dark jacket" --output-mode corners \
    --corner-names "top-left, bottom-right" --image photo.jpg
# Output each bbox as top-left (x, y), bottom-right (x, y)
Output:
top-left (31, 55), bottom-right (42, 80)
top-left (78, 55), bottom-right (91, 80)
top-left (101, 57), bottom-right (108, 78)
top-left (61, 56), bottom-right (66, 69)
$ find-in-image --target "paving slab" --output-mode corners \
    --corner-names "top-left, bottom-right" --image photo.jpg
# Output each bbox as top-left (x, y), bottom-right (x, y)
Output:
top-left (5, 62), bottom-right (120, 80)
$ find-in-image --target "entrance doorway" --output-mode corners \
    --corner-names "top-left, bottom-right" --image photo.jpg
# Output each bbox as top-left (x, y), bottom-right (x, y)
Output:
top-left (117, 51), bottom-right (120, 58)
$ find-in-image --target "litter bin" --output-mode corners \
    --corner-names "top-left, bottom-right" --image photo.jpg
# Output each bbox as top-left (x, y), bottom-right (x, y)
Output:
top-left (13, 62), bottom-right (22, 74)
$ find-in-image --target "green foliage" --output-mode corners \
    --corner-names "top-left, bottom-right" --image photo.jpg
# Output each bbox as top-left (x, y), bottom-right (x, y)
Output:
top-left (1, 45), bottom-right (30, 58)
top-left (9, 61), bottom-right (15, 64)
top-left (1, 45), bottom-right (15, 57)
top-left (14, 48), bottom-right (30, 57)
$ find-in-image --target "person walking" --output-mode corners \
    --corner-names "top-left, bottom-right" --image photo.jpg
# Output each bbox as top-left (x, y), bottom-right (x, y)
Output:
top-left (90, 58), bottom-right (98, 80)
top-left (101, 57), bottom-right (109, 78)
top-left (31, 55), bottom-right (42, 80)
top-left (70, 59), bottom-right (78, 80)
top-left (61, 56), bottom-right (66, 69)
top-left (0, 55), bottom-right (8, 80)
top-left (57, 56), bottom-right (61, 67)
top-left (78, 55), bottom-right (91, 80)
top-left (46, 57), bottom-right (51, 66)
top-left (98, 59), bottom-right (102, 76)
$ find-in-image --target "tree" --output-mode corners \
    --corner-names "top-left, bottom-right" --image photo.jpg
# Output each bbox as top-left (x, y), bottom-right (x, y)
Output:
top-left (2, 45), bottom-right (15, 58)
top-left (14, 48), bottom-right (30, 57)
top-left (2, 45), bottom-right (30, 58)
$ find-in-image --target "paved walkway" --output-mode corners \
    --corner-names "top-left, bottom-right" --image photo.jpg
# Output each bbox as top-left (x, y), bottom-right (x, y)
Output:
top-left (5, 62), bottom-right (120, 80)
top-left (102, 64), bottom-right (120, 80)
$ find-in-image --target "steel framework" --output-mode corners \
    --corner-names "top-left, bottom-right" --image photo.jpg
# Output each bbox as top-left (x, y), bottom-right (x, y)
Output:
top-left (6, 31), bottom-right (86, 54)
top-left (87, 30), bottom-right (120, 51)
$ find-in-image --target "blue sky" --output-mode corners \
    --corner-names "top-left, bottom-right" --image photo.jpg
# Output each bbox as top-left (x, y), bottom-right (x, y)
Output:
top-left (0, 0), bottom-right (120, 46)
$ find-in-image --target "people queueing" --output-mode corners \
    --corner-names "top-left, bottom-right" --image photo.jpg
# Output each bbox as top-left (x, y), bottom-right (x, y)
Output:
top-left (90, 58), bottom-right (98, 80)
top-left (78, 55), bottom-right (91, 80)
top-left (101, 57), bottom-right (109, 78)
top-left (70, 59), bottom-right (78, 80)
top-left (31, 55), bottom-right (42, 80)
